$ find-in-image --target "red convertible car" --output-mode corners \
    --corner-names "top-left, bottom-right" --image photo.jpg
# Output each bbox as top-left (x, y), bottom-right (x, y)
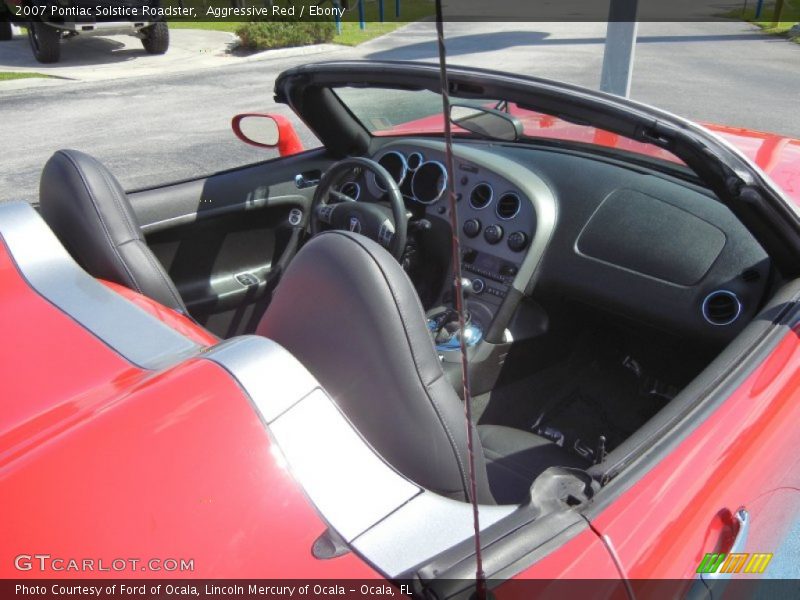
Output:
top-left (2, 60), bottom-right (800, 598)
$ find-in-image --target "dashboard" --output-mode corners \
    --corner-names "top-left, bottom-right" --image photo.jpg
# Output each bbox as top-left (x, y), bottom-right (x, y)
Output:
top-left (369, 142), bottom-right (539, 306)
top-left (346, 138), bottom-right (770, 347)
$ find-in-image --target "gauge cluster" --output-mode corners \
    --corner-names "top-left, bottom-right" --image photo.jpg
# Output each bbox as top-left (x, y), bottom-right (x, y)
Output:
top-left (368, 142), bottom-right (540, 309)
top-left (369, 146), bottom-right (535, 248)
top-left (367, 150), bottom-right (449, 206)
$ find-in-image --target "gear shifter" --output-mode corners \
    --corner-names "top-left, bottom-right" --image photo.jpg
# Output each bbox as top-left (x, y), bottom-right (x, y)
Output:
top-left (426, 278), bottom-right (484, 351)
top-left (434, 309), bottom-right (471, 345)
top-left (459, 277), bottom-right (475, 299)
top-left (427, 305), bottom-right (480, 351)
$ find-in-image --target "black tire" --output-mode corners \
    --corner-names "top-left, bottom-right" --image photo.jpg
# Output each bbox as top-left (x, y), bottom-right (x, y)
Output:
top-left (0, 21), bottom-right (12, 42)
top-left (141, 22), bottom-right (168, 55)
top-left (27, 22), bottom-right (60, 63)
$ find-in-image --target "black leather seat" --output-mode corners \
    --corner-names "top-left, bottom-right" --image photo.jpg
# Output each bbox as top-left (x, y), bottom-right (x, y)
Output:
top-left (257, 230), bottom-right (589, 504)
top-left (39, 149), bottom-right (186, 314)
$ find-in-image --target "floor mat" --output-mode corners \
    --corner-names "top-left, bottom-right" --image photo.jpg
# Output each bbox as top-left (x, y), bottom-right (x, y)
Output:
top-left (478, 332), bottom-right (674, 462)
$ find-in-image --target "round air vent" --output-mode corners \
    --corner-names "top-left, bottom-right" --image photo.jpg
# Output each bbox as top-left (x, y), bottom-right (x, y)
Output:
top-left (496, 192), bottom-right (521, 220)
top-left (469, 183), bottom-right (493, 210)
top-left (702, 290), bottom-right (742, 326)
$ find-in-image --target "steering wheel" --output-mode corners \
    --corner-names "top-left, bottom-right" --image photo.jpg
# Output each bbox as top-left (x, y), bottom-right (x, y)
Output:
top-left (311, 157), bottom-right (408, 260)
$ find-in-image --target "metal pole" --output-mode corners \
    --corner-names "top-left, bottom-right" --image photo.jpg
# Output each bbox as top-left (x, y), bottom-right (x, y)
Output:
top-left (358, 0), bottom-right (365, 30)
top-left (335, 0), bottom-right (342, 34)
top-left (774, 0), bottom-right (785, 22)
top-left (755, 0), bottom-right (764, 18)
top-left (395, 0), bottom-right (400, 18)
top-left (379, 0), bottom-right (384, 22)
top-left (599, 0), bottom-right (639, 98)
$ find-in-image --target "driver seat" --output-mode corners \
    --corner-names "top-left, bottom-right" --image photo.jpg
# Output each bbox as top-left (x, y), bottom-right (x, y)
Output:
top-left (39, 149), bottom-right (187, 314)
top-left (257, 230), bottom-right (589, 504)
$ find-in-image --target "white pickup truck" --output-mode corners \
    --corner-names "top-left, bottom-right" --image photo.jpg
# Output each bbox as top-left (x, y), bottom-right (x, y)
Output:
top-left (0, 0), bottom-right (169, 63)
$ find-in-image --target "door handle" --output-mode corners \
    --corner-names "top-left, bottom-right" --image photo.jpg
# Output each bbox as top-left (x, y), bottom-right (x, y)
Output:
top-left (295, 173), bottom-right (320, 189)
top-left (687, 508), bottom-right (750, 600)
top-left (702, 508), bottom-right (749, 582)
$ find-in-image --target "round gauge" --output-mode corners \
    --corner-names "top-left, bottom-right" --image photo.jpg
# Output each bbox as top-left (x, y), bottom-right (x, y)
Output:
top-left (411, 161), bottom-right (447, 205)
top-left (406, 152), bottom-right (424, 171)
top-left (339, 181), bottom-right (361, 201)
top-left (374, 151), bottom-right (408, 192)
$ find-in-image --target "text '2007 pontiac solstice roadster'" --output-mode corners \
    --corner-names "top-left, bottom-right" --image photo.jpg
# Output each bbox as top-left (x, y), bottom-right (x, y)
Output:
top-left (2, 55), bottom-right (800, 599)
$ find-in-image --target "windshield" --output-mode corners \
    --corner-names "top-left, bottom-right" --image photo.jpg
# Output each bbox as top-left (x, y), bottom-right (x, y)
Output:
top-left (334, 86), bottom-right (687, 168)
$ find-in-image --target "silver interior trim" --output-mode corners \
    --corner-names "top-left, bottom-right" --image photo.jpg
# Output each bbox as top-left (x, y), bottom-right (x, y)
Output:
top-left (382, 139), bottom-right (557, 295)
top-left (496, 192), bottom-right (522, 220)
top-left (352, 491), bottom-right (514, 577)
top-left (0, 202), bottom-right (199, 370)
top-left (702, 289), bottom-right (743, 326)
top-left (204, 336), bottom-right (319, 423)
top-left (339, 181), bottom-right (361, 202)
top-left (206, 335), bottom-right (517, 577)
top-left (411, 160), bottom-right (448, 205)
top-left (373, 150), bottom-right (408, 192)
top-left (270, 389), bottom-right (421, 542)
top-left (406, 151), bottom-right (424, 171)
top-left (288, 208), bottom-right (304, 226)
top-left (469, 182), bottom-right (494, 211)
top-left (139, 194), bottom-right (308, 234)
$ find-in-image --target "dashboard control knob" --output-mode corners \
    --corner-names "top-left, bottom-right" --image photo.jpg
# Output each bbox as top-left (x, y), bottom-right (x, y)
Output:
top-left (484, 224), bottom-right (504, 244)
top-left (463, 218), bottom-right (481, 238)
top-left (500, 264), bottom-right (518, 277)
top-left (471, 278), bottom-right (485, 294)
top-left (507, 231), bottom-right (528, 252)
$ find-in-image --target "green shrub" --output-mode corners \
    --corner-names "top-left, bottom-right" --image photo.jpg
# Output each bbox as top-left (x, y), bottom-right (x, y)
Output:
top-left (235, 20), bottom-right (336, 51)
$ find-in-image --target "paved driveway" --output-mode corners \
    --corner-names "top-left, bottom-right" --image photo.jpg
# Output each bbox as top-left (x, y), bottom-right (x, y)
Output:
top-left (0, 25), bottom-right (244, 81)
top-left (1, 20), bottom-right (798, 203)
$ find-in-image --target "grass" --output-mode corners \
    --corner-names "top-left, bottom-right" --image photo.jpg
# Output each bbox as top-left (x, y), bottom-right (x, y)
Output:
top-left (169, 21), bottom-right (240, 33)
top-left (336, 0), bottom-right (435, 46)
top-left (0, 72), bottom-right (52, 81)
top-left (723, 0), bottom-right (800, 43)
top-left (165, 0), bottom-right (434, 46)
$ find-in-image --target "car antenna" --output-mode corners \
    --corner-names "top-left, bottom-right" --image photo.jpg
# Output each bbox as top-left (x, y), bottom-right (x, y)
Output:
top-left (433, 2), bottom-right (487, 598)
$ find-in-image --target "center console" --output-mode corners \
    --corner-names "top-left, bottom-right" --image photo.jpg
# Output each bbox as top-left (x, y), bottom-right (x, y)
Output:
top-left (370, 139), bottom-right (559, 394)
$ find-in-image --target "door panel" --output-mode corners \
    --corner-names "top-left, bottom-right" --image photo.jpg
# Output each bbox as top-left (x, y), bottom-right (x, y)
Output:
top-left (128, 149), bottom-right (333, 338)
top-left (146, 208), bottom-right (289, 337)
top-left (587, 312), bottom-right (800, 583)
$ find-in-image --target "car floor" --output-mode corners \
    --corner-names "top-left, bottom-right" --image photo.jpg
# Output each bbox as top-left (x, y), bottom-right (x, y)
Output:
top-left (473, 329), bottom-right (695, 463)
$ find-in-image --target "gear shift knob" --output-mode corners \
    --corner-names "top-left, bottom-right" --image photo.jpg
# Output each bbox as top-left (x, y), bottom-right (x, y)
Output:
top-left (458, 277), bottom-right (474, 299)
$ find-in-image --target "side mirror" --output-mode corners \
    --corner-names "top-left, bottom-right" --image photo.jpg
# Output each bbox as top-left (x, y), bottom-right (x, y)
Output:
top-left (231, 113), bottom-right (305, 157)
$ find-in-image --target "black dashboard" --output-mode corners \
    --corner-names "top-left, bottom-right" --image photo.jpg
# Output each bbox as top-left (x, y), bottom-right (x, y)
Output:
top-left (354, 138), bottom-right (770, 346)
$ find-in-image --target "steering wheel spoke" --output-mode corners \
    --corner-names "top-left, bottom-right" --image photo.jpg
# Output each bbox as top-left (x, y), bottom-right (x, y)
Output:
top-left (378, 218), bottom-right (395, 249)
top-left (328, 189), bottom-right (358, 203)
top-left (310, 157), bottom-right (408, 260)
top-left (316, 203), bottom-right (336, 225)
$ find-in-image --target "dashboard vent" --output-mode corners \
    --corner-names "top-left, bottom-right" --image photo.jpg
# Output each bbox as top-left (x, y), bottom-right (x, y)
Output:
top-left (469, 183), bottom-right (493, 210)
top-left (496, 193), bottom-right (520, 220)
top-left (702, 290), bottom-right (742, 326)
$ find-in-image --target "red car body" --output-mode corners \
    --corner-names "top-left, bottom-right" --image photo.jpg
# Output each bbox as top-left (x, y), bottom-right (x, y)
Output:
top-left (2, 63), bottom-right (800, 596)
top-left (3, 211), bottom-right (799, 588)
top-left (379, 110), bottom-right (800, 207)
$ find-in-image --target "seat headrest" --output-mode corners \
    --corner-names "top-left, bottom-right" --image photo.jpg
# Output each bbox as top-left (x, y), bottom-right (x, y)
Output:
top-left (39, 149), bottom-right (186, 313)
